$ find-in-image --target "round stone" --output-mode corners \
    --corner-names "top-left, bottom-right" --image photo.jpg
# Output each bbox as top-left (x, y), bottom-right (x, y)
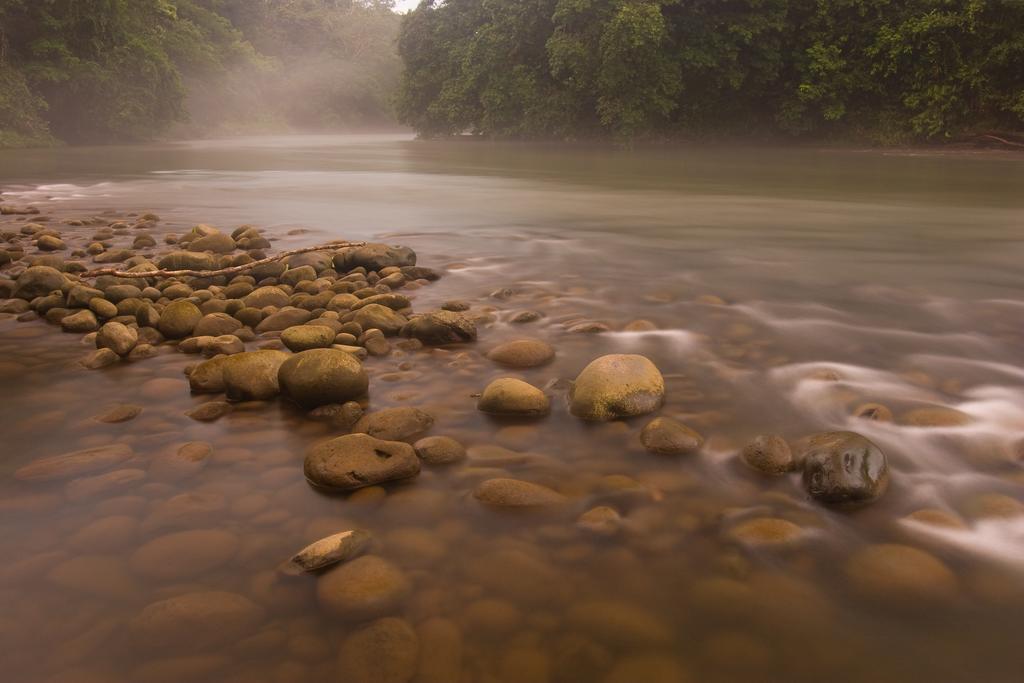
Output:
top-left (130, 591), bottom-right (264, 652)
top-left (401, 310), bottom-right (476, 345)
top-left (800, 431), bottom-right (889, 507)
top-left (352, 407), bottom-right (434, 442)
top-left (473, 478), bottom-right (567, 508)
top-left (413, 436), bottom-right (466, 466)
top-left (335, 617), bottom-right (419, 683)
top-left (278, 348), bottom-right (369, 408)
top-left (281, 324), bottom-right (336, 351)
top-left (316, 555), bottom-right (411, 621)
top-left (845, 544), bottom-right (957, 603)
top-left (900, 406), bottom-right (972, 427)
top-left (639, 417), bottom-right (703, 454)
top-left (96, 321), bottom-right (138, 356)
top-left (243, 285), bottom-right (290, 308)
top-left (569, 354), bottom-right (665, 421)
top-left (485, 339), bottom-right (555, 368)
top-left (304, 433), bottom-right (420, 491)
top-left (477, 378), bottom-right (550, 417)
top-left (739, 434), bottom-right (792, 475)
top-left (725, 518), bottom-right (804, 547)
top-left (158, 300), bottom-right (202, 339)
top-left (222, 350), bottom-right (289, 401)
top-left (129, 529), bottom-right (239, 581)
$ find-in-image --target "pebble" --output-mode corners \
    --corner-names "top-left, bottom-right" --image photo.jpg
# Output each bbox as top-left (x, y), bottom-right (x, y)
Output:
top-left (473, 478), bottom-right (567, 508)
top-left (577, 506), bottom-right (623, 536)
top-left (845, 543), bottom-right (957, 603)
top-left (414, 617), bottom-right (463, 683)
top-left (279, 529), bottom-right (373, 576)
top-left (477, 378), bottom-right (550, 417)
top-left (569, 354), bottom-right (665, 421)
top-left (639, 417), bottom-right (703, 455)
top-left (186, 401), bottom-right (232, 422)
top-left (739, 434), bottom-right (792, 475)
top-left (725, 517), bottom-right (804, 547)
top-left (93, 403), bottom-right (142, 423)
top-left (352, 407), bottom-right (434, 441)
top-left (316, 555), bottom-right (411, 620)
top-left (14, 443), bottom-right (134, 481)
top-left (485, 339), bottom-right (555, 368)
top-left (799, 431), bottom-right (889, 507)
top-left (304, 433), bottom-right (421, 491)
top-left (566, 600), bottom-right (673, 647)
top-left (413, 435), bottom-right (467, 465)
top-left (129, 529), bottom-right (239, 580)
top-left (130, 591), bottom-right (264, 652)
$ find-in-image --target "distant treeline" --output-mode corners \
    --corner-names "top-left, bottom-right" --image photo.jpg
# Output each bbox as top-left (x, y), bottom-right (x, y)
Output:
top-left (0, 0), bottom-right (401, 147)
top-left (396, 0), bottom-right (1024, 143)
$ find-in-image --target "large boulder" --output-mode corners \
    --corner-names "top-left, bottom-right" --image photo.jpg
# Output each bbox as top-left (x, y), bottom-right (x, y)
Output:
top-left (222, 350), bottom-right (289, 401)
top-left (568, 354), bottom-right (664, 421)
top-left (401, 311), bottom-right (476, 345)
top-left (14, 266), bottom-right (65, 300)
top-left (304, 433), bottom-right (420, 491)
top-left (353, 304), bottom-right (408, 336)
top-left (799, 431), bottom-right (889, 507)
top-left (158, 300), bottom-right (202, 339)
top-left (278, 348), bottom-right (369, 408)
top-left (334, 243), bottom-right (416, 272)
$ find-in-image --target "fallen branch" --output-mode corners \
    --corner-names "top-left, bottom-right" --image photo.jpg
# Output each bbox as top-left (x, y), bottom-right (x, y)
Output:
top-left (978, 133), bottom-right (1024, 149)
top-left (79, 240), bottom-right (365, 280)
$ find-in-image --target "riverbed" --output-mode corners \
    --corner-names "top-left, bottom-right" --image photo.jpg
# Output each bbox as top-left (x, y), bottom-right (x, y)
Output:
top-left (1, 134), bottom-right (1023, 683)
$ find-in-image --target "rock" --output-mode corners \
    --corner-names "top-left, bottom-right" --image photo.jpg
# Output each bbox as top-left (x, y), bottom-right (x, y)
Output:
top-left (960, 493), bottom-right (1024, 520)
top-left (364, 335), bottom-right (391, 356)
top-left (414, 618), bottom-right (463, 683)
top-left (278, 348), bottom-right (369, 408)
top-left (353, 407), bottom-right (434, 441)
top-left (725, 518), bottom-right (804, 547)
top-left (61, 309), bottom-right (99, 332)
top-left (280, 529), bottom-right (374, 576)
top-left (204, 334), bottom-right (243, 356)
top-left (577, 506), bottom-right (623, 536)
top-left (304, 433), bottom-right (420, 491)
top-left (14, 266), bottom-right (65, 299)
top-left (401, 310), bottom-right (476, 345)
top-left (243, 285), bottom-right (290, 309)
top-left (473, 478), bottom-right (567, 508)
top-left (845, 544), bottom-right (957, 603)
top-left (222, 350), bottom-right (289, 401)
top-left (353, 304), bottom-right (408, 336)
top-left (96, 321), bottom-right (138, 356)
top-left (81, 348), bottom-right (120, 369)
top-left (15, 444), bottom-right (133, 482)
top-left (93, 403), bottom-right (142, 423)
top-left (335, 243), bottom-right (416, 272)
top-left (193, 312), bottom-right (241, 337)
top-left (148, 442), bottom-right (212, 483)
top-left (337, 617), bottom-right (419, 683)
top-left (316, 555), bottom-right (412, 620)
top-left (254, 306), bottom-right (312, 333)
top-left (67, 284), bottom-right (104, 307)
top-left (90, 297), bottom-right (119, 319)
top-left (800, 431), bottom-right (889, 507)
top-left (129, 529), bottom-right (239, 580)
top-left (156, 251), bottom-right (218, 271)
top-left (188, 355), bottom-right (230, 393)
top-left (901, 406), bottom-right (972, 427)
top-left (281, 264), bottom-right (317, 286)
top-left (485, 339), bottom-right (555, 368)
top-left (65, 468), bottom-right (145, 501)
top-left (158, 300), bottom-right (202, 339)
top-left (569, 354), bottom-right (664, 421)
top-left (37, 234), bottom-right (66, 251)
top-left (130, 591), bottom-right (264, 651)
top-left (189, 231), bottom-right (235, 253)
top-left (566, 600), bottom-right (672, 647)
top-left (281, 324), bottom-right (336, 351)
top-left (309, 401), bottom-right (364, 429)
top-left (510, 310), bottom-right (542, 323)
top-left (413, 436), bottom-right (466, 466)
top-left (477, 378), bottom-right (550, 417)
top-left (350, 293), bottom-right (411, 311)
top-left (852, 402), bottom-right (893, 422)
top-left (604, 654), bottom-right (688, 683)
top-left (739, 434), bottom-right (792, 475)
top-left (186, 401), bottom-right (231, 422)
top-left (639, 417), bottom-right (703, 454)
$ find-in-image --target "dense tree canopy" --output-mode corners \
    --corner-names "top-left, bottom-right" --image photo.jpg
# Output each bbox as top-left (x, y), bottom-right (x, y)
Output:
top-left (0, 0), bottom-right (402, 146)
top-left (396, 0), bottom-right (1024, 142)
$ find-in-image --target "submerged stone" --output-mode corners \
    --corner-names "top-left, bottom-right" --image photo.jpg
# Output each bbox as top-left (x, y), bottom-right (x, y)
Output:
top-left (799, 431), bottom-right (889, 507)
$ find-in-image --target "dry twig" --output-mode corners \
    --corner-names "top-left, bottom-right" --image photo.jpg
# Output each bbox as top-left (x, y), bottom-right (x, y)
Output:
top-left (80, 240), bottom-right (365, 279)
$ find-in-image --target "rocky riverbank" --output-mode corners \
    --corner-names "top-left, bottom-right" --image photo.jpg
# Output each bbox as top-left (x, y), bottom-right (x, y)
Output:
top-left (2, 204), bottom-right (1023, 683)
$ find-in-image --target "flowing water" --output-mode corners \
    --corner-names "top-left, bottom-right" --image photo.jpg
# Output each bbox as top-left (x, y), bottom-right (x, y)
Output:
top-left (1, 134), bottom-right (1023, 683)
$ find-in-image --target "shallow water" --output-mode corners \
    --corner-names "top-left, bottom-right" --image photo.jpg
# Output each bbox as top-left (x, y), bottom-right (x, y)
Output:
top-left (1, 135), bottom-right (1023, 683)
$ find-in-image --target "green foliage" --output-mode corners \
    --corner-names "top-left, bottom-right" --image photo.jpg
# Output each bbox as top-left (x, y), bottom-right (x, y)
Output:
top-left (397, 0), bottom-right (1024, 142)
top-left (0, 0), bottom-right (402, 145)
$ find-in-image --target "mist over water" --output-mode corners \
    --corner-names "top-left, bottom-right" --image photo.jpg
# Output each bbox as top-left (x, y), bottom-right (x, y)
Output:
top-left (1, 135), bottom-right (1023, 682)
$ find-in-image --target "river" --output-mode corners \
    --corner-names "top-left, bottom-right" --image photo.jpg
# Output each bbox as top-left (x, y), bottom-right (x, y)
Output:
top-left (1, 134), bottom-right (1023, 682)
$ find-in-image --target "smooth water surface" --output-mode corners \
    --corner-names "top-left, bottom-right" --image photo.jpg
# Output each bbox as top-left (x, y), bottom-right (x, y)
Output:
top-left (1, 135), bottom-right (1023, 683)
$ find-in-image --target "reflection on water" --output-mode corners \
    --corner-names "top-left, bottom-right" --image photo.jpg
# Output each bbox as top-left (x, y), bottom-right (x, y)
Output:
top-left (1, 135), bottom-right (1023, 683)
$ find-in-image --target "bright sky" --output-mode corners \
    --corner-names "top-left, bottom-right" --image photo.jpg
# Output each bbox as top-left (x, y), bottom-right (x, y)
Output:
top-left (393, 0), bottom-right (419, 12)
